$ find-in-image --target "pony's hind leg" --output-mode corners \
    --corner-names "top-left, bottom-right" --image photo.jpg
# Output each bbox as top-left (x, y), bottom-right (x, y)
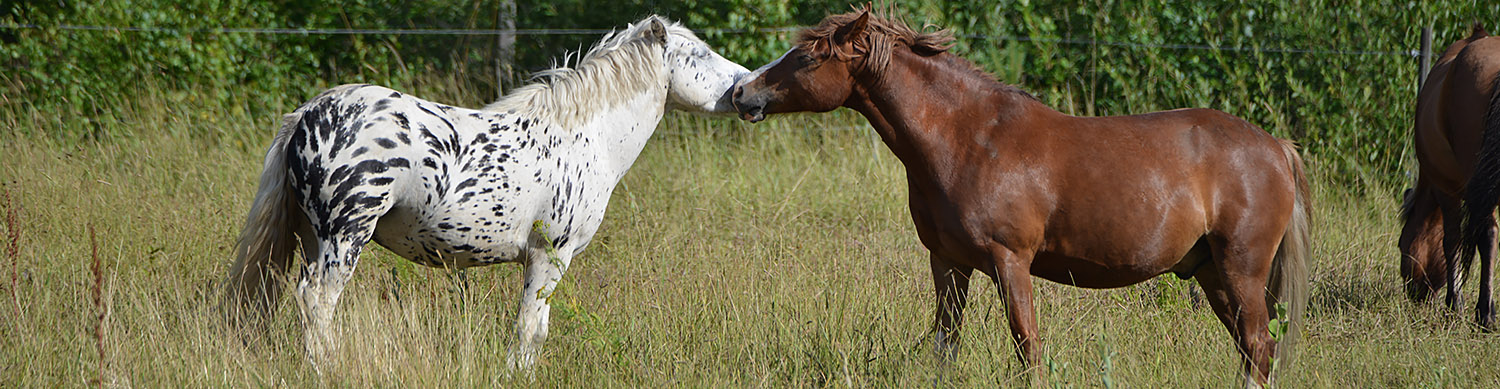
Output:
top-left (296, 230), bottom-right (376, 372)
top-left (507, 245), bottom-right (573, 373)
top-left (294, 187), bottom-right (387, 372)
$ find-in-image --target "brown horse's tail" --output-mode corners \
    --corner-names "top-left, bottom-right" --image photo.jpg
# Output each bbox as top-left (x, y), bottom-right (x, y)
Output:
top-left (1459, 75), bottom-right (1500, 308)
top-left (223, 112), bottom-right (305, 328)
top-left (1271, 139), bottom-right (1312, 371)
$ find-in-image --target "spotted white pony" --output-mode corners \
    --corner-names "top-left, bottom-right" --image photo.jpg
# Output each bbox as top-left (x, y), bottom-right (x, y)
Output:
top-left (224, 15), bottom-right (748, 371)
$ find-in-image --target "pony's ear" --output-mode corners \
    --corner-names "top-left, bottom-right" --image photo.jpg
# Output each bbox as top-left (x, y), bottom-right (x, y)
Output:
top-left (645, 17), bottom-right (668, 44)
top-left (833, 11), bottom-right (870, 46)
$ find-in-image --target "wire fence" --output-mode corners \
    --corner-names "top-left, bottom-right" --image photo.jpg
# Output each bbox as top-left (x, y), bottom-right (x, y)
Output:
top-left (0, 23), bottom-right (799, 36)
top-left (1, 23), bottom-right (1420, 58)
top-left (958, 33), bottom-right (1419, 57)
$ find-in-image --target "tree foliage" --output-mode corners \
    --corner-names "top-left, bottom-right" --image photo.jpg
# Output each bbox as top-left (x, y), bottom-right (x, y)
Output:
top-left (3, 0), bottom-right (1499, 182)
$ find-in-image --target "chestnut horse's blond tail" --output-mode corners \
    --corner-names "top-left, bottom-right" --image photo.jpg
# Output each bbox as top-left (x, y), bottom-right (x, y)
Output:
top-left (1271, 138), bottom-right (1312, 372)
top-left (223, 112), bottom-right (305, 327)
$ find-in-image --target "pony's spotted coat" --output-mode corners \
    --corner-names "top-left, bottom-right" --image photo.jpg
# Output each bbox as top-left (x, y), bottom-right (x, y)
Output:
top-left (225, 15), bottom-right (748, 372)
top-left (287, 86), bottom-right (567, 269)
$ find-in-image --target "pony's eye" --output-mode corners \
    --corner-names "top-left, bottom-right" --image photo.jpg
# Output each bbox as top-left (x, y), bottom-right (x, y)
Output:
top-left (797, 53), bottom-right (818, 65)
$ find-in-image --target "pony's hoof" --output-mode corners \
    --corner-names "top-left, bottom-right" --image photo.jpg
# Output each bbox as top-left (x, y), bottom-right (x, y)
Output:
top-left (505, 352), bottom-right (539, 380)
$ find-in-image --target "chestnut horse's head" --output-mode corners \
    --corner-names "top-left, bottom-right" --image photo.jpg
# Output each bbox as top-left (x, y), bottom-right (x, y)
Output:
top-left (731, 7), bottom-right (952, 122)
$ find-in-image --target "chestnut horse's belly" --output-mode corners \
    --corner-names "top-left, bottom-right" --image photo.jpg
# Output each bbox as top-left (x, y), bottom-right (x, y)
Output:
top-left (1029, 239), bottom-right (1209, 289)
top-left (1028, 219), bottom-right (1211, 289)
top-left (1030, 252), bottom-right (1161, 288)
top-left (1023, 174), bottom-right (1214, 288)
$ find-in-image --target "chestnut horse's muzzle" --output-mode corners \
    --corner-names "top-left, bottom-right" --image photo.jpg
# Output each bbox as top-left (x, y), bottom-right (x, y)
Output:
top-left (731, 84), bottom-right (767, 123)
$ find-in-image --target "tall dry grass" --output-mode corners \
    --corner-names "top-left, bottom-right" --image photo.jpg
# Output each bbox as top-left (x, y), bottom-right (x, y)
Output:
top-left (1, 82), bottom-right (1498, 387)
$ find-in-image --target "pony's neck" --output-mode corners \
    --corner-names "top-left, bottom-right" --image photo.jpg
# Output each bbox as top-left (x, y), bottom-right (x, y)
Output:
top-left (847, 47), bottom-right (1051, 182)
top-left (574, 82), bottom-right (669, 180)
top-left (482, 35), bottom-right (670, 181)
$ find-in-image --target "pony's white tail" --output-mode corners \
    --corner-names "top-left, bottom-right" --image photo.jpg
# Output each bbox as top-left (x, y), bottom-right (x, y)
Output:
top-left (224, 112), bottom-right (305, 325)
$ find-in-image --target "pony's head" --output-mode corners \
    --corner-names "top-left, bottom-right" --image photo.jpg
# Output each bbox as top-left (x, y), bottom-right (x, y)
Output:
top-left (731, 6), bottom-right (953, 122)
top-left (484, 15), bottom-right (746, 126)
top-left (633, 16), bottom-right (749, 114)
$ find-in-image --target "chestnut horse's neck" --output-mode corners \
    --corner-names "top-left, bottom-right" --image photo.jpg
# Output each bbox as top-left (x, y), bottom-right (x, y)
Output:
top-left (845, 46), bottom-right (1058, 182)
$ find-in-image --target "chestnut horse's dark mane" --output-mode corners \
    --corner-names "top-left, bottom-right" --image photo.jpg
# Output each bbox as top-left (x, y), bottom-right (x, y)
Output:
top-left (799, 6), bottom-right (1034, 99)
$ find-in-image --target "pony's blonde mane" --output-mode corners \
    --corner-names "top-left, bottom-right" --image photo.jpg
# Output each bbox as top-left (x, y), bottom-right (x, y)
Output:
top-left (483, 15), bottom-right (690, 130)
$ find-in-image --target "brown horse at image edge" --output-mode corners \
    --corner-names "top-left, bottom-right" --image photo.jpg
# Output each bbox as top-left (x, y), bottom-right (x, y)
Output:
top-left (731, 8), bottom-right (1310, 386)
top-left (1445, 24), bottom-right (1500, 330)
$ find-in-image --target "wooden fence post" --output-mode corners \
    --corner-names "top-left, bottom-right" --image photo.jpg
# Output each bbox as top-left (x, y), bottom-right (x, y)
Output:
top-left (495, 0), bottom-right (516, 100)
top-left (1419, 25), bottom-right (1433, 90)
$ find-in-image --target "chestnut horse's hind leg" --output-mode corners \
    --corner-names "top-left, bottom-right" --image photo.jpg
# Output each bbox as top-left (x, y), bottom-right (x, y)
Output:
top-left (1196, 242), bottom-right (1277, 387)
top-left (929, 254), bottom-right (974, 359)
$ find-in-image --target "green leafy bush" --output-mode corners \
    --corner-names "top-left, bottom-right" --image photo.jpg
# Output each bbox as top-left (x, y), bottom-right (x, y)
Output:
top-left (3, 0), bottom-right (1499, 183)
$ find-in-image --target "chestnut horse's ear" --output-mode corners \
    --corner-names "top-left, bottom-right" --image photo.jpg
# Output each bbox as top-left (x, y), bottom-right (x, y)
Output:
top-left (645, 17), bottom-right (668, 44)
top-left (833, 11), bottom-right (870, 46)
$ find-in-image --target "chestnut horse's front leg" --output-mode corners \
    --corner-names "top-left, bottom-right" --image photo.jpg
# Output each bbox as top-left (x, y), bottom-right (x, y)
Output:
top-left (990, 247), bottom-right (1041, 368)
top-left (929, 254), bottom-right (973, 360)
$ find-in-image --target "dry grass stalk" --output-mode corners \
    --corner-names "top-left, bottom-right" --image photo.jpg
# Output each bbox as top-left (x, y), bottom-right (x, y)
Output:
top-left (90, 224), bottom-right (106, 388)
top-left (3, 189), bottom-right (20, 317)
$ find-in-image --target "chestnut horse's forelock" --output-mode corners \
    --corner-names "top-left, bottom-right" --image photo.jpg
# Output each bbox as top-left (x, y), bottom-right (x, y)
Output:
top-left (796, 6), bottom-right (954, 76)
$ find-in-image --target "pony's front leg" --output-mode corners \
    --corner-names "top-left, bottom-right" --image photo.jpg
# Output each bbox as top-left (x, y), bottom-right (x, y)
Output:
top-left (507, 247), bottom-right (570, 373)
top-left (296, 236), bottom-right (368, 373)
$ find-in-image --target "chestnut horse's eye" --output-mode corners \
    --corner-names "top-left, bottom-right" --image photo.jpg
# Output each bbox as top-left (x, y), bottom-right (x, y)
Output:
top-left (797, 53), bottom-right (819, 66)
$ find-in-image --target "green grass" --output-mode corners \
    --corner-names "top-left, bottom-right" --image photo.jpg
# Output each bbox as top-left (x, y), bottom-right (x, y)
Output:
top-left (2, 85), bottom-right (1499, 387)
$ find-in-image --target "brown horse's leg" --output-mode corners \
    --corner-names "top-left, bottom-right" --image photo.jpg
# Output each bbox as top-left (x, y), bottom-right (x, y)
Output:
top-left (1441, 197), bottom-right (1467, 311)
top-left (929, 255), bottom-right (974, 359)
top-left (990, 249), bottom-right (1041, 368)
top-left (1478, 223), bottom-right (1497, 330)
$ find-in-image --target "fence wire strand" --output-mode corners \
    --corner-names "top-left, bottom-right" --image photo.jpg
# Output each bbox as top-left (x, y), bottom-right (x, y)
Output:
top-left (0, 23), bottom-right (1418, 57)
top-left (0, 23), bottom-right (800, 36)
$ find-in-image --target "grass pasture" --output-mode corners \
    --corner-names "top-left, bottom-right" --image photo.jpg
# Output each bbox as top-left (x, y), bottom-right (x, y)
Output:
top-left (3, 85), bottom-right (1500, 387)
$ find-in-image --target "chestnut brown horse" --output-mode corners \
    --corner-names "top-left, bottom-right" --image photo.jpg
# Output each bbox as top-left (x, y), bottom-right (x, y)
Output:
top-left (1447, 25), bottom-right (1500, 330)
top-left (731, 8), bottom-right (1309, 386)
